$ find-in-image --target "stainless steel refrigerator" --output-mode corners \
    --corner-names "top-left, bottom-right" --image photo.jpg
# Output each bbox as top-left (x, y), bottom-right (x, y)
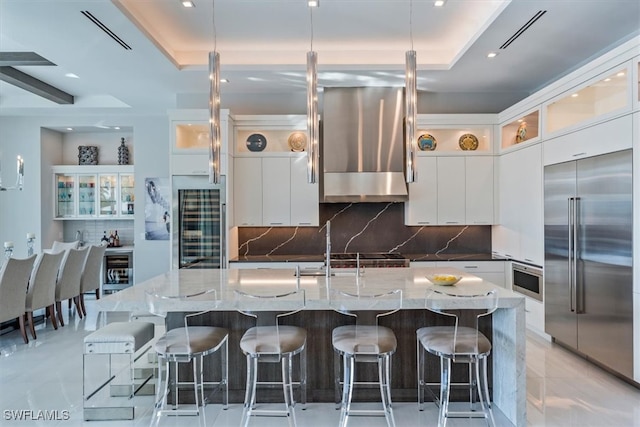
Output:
top-left (171, 175), bottom-right (226, 269)
top-left (544, 149), bottom-right (633, 380)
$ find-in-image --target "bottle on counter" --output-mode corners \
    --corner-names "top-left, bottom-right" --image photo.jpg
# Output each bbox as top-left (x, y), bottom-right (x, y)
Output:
top-left (114, 230), bottom-right (120, 247)
top-left (101, 231), bottom-right (109, 246)
top-left (108, 230), bottom-right (115, 247)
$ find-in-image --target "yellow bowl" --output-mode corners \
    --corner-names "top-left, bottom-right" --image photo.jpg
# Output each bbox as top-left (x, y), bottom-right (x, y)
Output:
top-left (426, 274), bottom-right (462, 286)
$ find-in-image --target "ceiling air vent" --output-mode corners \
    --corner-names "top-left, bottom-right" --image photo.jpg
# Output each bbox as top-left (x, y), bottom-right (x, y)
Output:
top-left (81, 10), bottom-right (132, 50)
top-left (499, 10), bottom-right (547, 50)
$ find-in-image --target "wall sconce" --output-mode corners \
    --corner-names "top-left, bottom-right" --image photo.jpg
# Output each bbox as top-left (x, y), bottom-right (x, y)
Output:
top-left (0, 155), bottom-right (24, 191)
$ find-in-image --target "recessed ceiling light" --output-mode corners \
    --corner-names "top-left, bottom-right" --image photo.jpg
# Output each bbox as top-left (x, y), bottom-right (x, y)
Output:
top-left (308, 0), bottom-right (319, 7)
top-left (114, 127), bottom-right (120, 130)
top-left (65, 73), bottom-right (79, 79)
top-left (221, 78), bottom-right (229, 83)
top-left (617, 72), bottom-right (625, 77)
top-left (604, 78), bottom-right (612, 82)
top-left (571, 93), bottom-right (579, 98)
top-left (434, 0), bottom-right (445, 7)
top-left (66, 127), bottom-right (73, 131)
top-left (181, 1), bottom-right (195, 7)
top-left (487, 52), bottom-right (498, 58)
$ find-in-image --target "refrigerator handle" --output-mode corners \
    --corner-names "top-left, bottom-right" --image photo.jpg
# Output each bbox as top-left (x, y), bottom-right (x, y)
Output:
top-left (221, 202), bottom-right (227, 269)
top-left (574, 197), bottom-right (582, 314)
top-left (568, 197), bottom-right (575, 312)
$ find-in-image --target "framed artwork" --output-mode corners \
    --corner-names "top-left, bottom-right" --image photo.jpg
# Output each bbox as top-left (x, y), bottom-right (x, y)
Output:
top-left (144, 177), bottom-right (170, 240)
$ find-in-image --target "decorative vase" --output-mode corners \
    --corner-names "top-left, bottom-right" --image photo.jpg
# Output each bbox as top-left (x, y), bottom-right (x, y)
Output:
top-left (515, 121), bottom-right (527, 143)
top-left (118, 137), bottom-right (129, 165)
top-left (78, 146), bottom-right (98, 165)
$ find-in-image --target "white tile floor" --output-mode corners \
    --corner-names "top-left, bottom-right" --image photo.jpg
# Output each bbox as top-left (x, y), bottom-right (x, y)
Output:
top-left (1, 298), bottom-right (639, 426)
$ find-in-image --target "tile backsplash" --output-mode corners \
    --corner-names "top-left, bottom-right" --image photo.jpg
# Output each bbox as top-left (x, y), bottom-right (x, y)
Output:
top-left (238, 203), bottom-right (491, 256)
top-left (62, 220), bottom-right (134, 246)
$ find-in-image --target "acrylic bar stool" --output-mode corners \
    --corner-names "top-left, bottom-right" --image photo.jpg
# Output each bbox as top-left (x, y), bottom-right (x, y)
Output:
top-left (235, 288), bottom-right (307, 427)
top-left (417, 288), bottom-right (498, 427)
top-left (331, 288), bottom-right (402, 427)
top-left (146, 289), bottom-right (229, 427)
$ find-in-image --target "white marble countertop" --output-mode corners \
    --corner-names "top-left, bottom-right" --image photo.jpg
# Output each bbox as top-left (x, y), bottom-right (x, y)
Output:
top-left (98, 267), bottom-right (524, 313)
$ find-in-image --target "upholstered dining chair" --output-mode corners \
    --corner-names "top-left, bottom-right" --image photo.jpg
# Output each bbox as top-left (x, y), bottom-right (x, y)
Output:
top-left (54, 246), bottom-right (89, 326)
top-left (50, 240), bottom-right (80, 253)
top-left (235, 288), bottom-right (307, 427)
top-left (417, 288), bottom-right (498, 427)
top-left (25, 251), bottom-right (65, 339)
top-left (0, 255), bottom-right (37, 344)
top-left (78, 244), bottom-right (107, 317)
top-left (330, 288), bottom-right (402, 427)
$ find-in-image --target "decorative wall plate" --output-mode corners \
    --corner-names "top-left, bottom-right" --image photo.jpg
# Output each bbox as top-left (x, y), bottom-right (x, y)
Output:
top-left (417, 134), bottom-right (437, 151)
top-left (246, 133), bottom-right (267, 152)
top-left (458, 133), bottom-right (479, 151)
top-left (288, 132), bottom-right (307, 152)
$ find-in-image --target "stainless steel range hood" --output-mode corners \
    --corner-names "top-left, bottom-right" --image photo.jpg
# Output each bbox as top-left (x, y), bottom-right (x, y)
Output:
top-left (321, 87), bottom-right (408, 203)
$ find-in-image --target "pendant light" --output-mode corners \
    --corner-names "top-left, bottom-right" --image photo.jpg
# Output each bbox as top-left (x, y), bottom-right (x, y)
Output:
top-left (208, 0), bottom-right (221, 184)
top-left (405, 0), bottom-right (417, 183)
top-left (307, 2), bottom-right (319, 184)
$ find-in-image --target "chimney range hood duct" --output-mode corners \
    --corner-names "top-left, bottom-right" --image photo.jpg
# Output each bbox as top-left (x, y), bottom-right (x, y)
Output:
top-left (321, 87), bottom-right (408, 203)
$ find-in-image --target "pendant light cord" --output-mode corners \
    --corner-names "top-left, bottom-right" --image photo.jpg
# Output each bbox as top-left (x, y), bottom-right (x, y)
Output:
top-left (409, 0), bottom-right (414, 51)
top-left (309, 6), bottom-right (314, 51)
top-left (212, 0), bottom-right (217, 51)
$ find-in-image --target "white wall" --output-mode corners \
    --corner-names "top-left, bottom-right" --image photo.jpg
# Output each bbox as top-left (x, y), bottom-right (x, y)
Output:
top-left (0, 114), bottom-right (170, 283)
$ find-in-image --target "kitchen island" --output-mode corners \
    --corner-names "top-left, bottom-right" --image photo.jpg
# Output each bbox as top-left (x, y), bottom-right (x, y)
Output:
top-left (98, 267), bottom-right (525, 426)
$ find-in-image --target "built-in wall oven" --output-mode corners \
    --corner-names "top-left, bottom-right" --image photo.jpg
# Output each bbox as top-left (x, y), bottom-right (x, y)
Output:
top-left (512, 262), bottom-right (543, 302)
top-left (171, 175), bottom-right (226, 269)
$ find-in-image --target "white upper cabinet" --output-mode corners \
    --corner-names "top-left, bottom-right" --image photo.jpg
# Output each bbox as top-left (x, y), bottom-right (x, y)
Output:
top-left (290, 156), bottom-right (319, 226)
top-left (465, 156), bottom-right (494, 225)
top-left (493, 143), bottom-right (543, 265)
top-left (233, 157), bottom-right (262, 226)
top-left (405, 156), bottom-right (494, 226)
top-left (262, 157), bottom-right (291, 226)
top-left (404, 157), bottom-right (438, 225)
top-left (437, 157), bottom-right (466, 224)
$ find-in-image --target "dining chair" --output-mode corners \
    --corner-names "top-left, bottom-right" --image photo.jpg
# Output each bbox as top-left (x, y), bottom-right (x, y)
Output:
top-left (78, 244), bottom-right (107, 317)
top-left (25, 251), bottom-right (65, 338)
top-left (55, 246), bottom-right (89, 326)
top-left (50, 240), bottom-right (80, 253)
top-left (330, 288), bottom-right (402, 427)
top-left (416, 288), bottom-right (498, 427)
top-left (0, 255), bottom-right (37, 344)
top-left (146, 288), bottom-right (229, 426)
top-left (235, 288), bottom-right (307, 427)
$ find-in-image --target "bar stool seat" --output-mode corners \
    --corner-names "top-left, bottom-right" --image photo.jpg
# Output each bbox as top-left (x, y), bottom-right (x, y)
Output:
top-left (83, 321), bottom-right (155, 421)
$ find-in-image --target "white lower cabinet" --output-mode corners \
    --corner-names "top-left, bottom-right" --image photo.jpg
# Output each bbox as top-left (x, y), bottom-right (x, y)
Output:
top-left (234, 156), bottom-right (318, 227)
top-left (435, 261), bottom-right (506, 288)
top-left (405, 156), bottom-right (494, 226)
top-left (525, 296), bottom-right (545, 334)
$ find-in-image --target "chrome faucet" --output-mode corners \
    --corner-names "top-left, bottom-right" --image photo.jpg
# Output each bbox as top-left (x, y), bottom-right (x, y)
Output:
top-left (325, 220), bottom-right (331, 279)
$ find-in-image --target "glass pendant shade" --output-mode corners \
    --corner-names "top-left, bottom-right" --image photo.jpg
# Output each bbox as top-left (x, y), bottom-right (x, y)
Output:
top-left (307, 51), bottom-right (319, 184)
top-left (208, 51), bottom-right (221, 184)
top-left (405, 50), bottom-right (417, 183)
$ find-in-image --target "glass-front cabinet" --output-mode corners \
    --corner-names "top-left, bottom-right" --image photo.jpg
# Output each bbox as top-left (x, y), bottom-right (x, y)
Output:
top-left (52, 166), bottom-right (134, 220)
top-left (55, 173), bottom-right (76, 218)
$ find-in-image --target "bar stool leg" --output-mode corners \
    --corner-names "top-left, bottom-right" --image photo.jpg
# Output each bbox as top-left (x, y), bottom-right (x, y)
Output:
top-left (339, 354), bottom-right (355, 427)
top-left (477, 358), bottom-right (496, 427)
top-left (299, 347), bottom-right (307, 409)
top-left (241, 355), bottom-right (255, 427)
top-left (222, 339), bottom-right (229, 410)
top-left (334, 351), bottom-right (342, 409)
top-left (438, 357), bottom-right (451, 427)
top-left (281, 355), bottom-right (296, 427)
top-left (379, 355), bottom-right (395, 427)
top-left (417, 339), bottom-right (425, 411)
